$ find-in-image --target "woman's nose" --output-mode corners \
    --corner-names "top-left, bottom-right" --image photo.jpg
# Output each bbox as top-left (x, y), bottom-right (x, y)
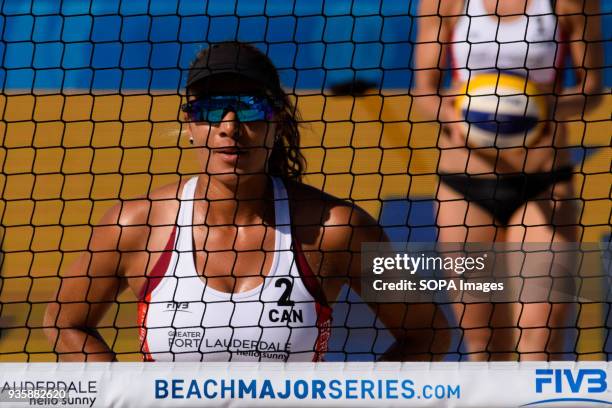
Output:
top-left (219, 110), bottom-right (239, 137)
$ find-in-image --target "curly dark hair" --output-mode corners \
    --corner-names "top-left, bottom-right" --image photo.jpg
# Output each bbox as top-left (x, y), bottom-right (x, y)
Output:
top-left (187, 42), bottom-right (305, 181)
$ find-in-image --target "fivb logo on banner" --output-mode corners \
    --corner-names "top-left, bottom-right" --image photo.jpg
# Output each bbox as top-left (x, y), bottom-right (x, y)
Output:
top-left (525, 369), bottom-right (610, 406)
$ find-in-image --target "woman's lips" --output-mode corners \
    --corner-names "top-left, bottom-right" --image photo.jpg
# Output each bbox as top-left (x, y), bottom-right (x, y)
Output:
top-left (214, 147), bottom-right (248, 164)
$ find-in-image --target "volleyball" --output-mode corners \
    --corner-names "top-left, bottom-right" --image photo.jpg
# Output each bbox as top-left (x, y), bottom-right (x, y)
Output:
top-left (454, 72), bottom-right (548, 148)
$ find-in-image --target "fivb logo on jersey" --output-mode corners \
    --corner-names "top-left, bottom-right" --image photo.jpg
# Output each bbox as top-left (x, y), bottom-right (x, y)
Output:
top-left (164, 301), bottom-right (192, 313)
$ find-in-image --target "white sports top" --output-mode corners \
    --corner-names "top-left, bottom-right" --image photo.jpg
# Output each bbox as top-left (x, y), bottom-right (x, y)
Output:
top-left (450, 0), bottom-right (565, 84)
top-left (138, 177), bottom-right (332, 362)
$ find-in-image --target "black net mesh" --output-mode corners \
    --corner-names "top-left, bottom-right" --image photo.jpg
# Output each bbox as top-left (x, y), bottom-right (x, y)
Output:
top-left (0, 0), bottom-right (609, 362)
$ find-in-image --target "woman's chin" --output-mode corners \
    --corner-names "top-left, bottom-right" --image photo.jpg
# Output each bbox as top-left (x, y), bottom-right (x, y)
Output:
top-left (207, 168), bottom-right (265, 181)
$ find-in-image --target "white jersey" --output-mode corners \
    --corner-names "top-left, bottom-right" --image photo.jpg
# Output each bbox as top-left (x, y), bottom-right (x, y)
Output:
top-left (138, 177), bottom-right (332, 362)
top-left (450, 0), bottom-right (565, 84)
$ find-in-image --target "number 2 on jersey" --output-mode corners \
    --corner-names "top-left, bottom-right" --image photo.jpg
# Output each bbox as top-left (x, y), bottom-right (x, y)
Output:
top-left (275, 278), bottom-right (295, 306)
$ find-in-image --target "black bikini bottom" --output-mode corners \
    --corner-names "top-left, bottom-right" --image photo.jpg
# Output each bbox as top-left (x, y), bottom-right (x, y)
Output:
top-left (439, 166), bottom-right (574, 225)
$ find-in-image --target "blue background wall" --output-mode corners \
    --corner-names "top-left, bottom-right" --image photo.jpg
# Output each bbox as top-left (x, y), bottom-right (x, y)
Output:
top-left (1, 0), bottom-right (609, 92)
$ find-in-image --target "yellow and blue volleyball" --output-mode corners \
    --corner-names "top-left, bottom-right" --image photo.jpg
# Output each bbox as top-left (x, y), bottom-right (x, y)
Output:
top-left (454, 72), bottom-right (548, 148)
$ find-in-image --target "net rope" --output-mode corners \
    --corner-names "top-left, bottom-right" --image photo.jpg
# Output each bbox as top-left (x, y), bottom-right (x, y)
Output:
top-left (0, 0), bottom-right (609, 362)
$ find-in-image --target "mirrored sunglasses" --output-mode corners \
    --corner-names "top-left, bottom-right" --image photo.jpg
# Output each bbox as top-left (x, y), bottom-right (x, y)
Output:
top-left (181, 95), bottom-right (276, 123)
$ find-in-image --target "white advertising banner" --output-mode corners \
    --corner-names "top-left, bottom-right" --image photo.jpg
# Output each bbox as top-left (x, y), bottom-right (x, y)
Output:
top-left (0, 362), bottom-right (610, 407)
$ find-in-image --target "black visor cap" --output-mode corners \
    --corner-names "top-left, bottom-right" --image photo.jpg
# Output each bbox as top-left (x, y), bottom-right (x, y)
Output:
top-left (186, 43), bottom-right (281, 97)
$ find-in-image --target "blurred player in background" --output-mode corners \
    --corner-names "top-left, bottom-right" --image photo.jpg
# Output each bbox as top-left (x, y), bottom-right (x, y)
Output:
top-left (44, 42), bottom-right (448, 362)
top-left (414, 0), bottom-right (603, 360)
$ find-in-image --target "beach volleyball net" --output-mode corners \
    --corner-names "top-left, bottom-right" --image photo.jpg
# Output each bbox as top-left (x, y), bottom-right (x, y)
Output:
top-left (0, 0), bottom-right (610, 362)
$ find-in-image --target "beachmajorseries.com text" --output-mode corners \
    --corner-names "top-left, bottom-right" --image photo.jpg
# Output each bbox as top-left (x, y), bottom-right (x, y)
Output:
top-left (372, 253), bottom-right (487, 275)
top-left (155, 378), bottom-right (461, 400)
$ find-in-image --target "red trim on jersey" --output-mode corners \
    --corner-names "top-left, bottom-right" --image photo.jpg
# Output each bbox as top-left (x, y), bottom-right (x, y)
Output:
top-left (138, 226), bottom-right (177, 362)
top-left (138, 294), bottom-right (154, 361)
top-left (292, 238), bottom-right (332, 362)
top-left (313, 303), bottom-right (332, 362)
top-left (139, 226), bottom-right (177, 301)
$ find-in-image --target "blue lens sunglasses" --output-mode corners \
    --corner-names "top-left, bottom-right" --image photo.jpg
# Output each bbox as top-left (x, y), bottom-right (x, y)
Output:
top-left (181, 95), bottom-right (277, 123)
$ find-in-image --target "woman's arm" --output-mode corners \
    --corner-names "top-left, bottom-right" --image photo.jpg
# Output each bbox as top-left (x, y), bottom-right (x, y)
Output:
top-left (554, 0), bottom-right (604, 120)
top-left (43, 203), bottom-right (143, 361)
top-left (322, 205), bottom-right (451, 361)
top-left (412, 0), bottom-right (464, 142)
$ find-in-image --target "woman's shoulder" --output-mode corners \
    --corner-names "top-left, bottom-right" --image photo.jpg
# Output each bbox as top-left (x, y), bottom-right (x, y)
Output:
top-left (285, 180), bottom-right (383, 250)
top-left (101, 178), bottom-right (189, 229)
top-left (286, 180), bottom-right (376, 225)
